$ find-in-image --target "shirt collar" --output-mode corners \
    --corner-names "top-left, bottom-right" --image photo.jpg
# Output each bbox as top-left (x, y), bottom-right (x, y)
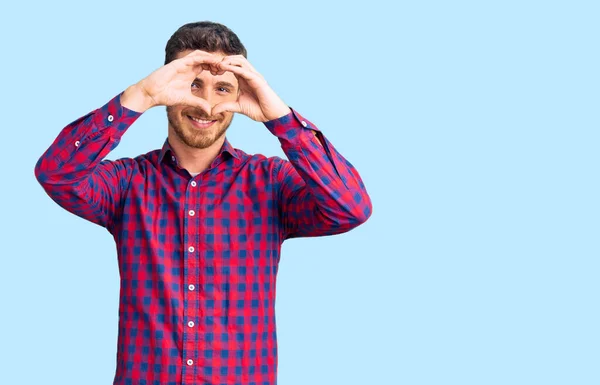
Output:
top-left (158, 137), bottom-right (240, 165)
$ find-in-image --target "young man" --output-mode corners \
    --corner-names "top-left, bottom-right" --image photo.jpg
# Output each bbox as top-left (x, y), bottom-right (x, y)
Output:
top-left (35, 21), bottom-right (371, 385)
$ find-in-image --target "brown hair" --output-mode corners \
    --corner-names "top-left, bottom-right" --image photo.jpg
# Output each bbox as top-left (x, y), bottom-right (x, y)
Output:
top-left (164, 21), bottom-right (247, 65)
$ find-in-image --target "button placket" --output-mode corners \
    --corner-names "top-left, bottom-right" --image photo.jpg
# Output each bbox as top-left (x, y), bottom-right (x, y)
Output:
top-left (182, 170), bottom-right (201, 376)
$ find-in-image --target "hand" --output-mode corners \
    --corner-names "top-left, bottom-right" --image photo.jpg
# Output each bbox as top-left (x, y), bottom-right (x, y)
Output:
top-left (211, 56), bottom-right (291, 122)
top-left (121, 50), bottom-right (222, 113)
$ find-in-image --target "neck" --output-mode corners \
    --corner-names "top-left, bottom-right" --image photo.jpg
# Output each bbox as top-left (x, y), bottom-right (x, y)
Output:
top-left (167, 132), bottom-right (226, 175)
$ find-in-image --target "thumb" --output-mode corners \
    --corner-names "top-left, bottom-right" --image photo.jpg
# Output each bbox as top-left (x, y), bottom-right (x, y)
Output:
top-left (211, 101), bottom-right (241, 116)
top-left (181, 95), bottom-right (212, 116)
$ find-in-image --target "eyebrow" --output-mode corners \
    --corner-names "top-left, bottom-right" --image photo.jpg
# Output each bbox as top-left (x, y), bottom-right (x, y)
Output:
top-left (193, 79), bottom-right (237, 90)
top-left (216, 81), bottom-right (237, 90)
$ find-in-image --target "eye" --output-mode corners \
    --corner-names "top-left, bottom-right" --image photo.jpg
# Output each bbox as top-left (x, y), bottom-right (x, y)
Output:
top-left (217, 86), bottom-right (231, 93)
top-left (191, 82), bottom-right (199, 89)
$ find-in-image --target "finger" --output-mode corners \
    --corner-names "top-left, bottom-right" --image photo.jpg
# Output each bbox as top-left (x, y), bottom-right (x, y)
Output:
top-left (212, 65), bottom-right (227, 76)
top-left (189, 63), bottom-right (218, 78)
top-left (179, 50), bottom-right (214, 65)
top-left (184, 64), bottom-right (223, 80)
top-left (183, 64), bottom-right (206, 79)
top-left (218, 63), bottom-right (263, 83)
top-left (219, 56), bottom-right (258, 74)
top-left (221, 55), bottom-right (257, 70)
top-left (208, 64), bottom-right (221, 76)
top-left (211, 101), bottom-right (242, 116)
top-left (182, 52), bottom-right (222, 67)
top-left (176, 60), bottom-right (215, 78)
top-left (199, 63), bottom-right (216, 75)
top-left (179, 95), bottom-right (212, 115)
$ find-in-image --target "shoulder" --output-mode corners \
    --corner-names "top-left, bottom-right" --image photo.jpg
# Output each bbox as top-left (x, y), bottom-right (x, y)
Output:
top-left (232, 146), bottom-right (289, 175)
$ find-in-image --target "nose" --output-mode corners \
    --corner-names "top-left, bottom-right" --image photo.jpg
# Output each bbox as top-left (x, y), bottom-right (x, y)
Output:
top-left (198, 87), bottom-right (215, 107)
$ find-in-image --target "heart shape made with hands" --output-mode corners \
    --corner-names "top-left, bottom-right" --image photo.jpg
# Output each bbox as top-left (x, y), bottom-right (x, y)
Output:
top-left (187, 60), bottom-right (264, 121)
top-left (180, 54), bottom-right (288, 123)
top-left (150, 50), bottom-right (288, 122)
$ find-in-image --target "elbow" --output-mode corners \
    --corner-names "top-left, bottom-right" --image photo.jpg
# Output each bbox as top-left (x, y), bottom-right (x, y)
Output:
top-left (34, 156), bottom-right (48, 186)
top-left (34, 155), bottom-right (62, 191)
top-left (348, 191), bottom-right (372, 227)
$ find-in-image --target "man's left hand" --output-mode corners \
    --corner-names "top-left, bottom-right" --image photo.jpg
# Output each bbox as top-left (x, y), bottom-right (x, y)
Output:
top-left (211, 56), bottom-right (291, 122)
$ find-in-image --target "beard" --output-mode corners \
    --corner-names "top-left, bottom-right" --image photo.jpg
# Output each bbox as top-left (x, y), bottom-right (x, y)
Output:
top-left (167, 106), bottom-right (233, 149)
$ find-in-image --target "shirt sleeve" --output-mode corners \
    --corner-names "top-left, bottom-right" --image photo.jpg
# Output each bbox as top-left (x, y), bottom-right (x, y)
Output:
top-left (265, 109), bottom-right (372, 239)
top-left (34, 92), bottom-right (142, 230)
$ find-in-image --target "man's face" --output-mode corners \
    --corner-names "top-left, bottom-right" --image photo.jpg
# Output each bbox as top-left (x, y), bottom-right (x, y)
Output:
top-left (167, 50), bottom-right (239, 149)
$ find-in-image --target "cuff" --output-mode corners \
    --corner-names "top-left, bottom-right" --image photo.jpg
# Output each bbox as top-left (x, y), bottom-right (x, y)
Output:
top-left (90, 91), bottom-right (143, 135)
top-left (263, 108), bottom-right (319, 142)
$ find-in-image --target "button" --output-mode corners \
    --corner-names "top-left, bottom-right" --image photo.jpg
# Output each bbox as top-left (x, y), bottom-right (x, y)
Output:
top-left (186, 359), bottom-right (193, 366)
top-left (188, 210), bottom-right (195, 216)
top-left (188, 321), bottom-right (195, 328)
top-left (301, 120), bottom-right (308, 127)
top-left (107, 115), bottom-right (114, 122)
top-left (188, 246), bottom-right (195, 253)
top-left (74, 140), bottom-right (80, 147)
top-left (188, 284), bottom-right (195, 291)
top-left (190, 181), bottom-right (197, 187)
top-left (171, 156), bottom-right (176, 162)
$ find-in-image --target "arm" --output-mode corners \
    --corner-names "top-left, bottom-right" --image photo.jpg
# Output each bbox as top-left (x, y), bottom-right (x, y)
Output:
top-left (35, 50), bottom-right (223, 229)
top-left (211, 55), bottom-right (372, 239)
top-left (34, 93), bottom-right (141, 229)
top-left (267, 111), bottom-right (372, 239)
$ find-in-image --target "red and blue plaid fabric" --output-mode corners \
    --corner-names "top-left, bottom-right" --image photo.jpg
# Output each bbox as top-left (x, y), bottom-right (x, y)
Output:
top-left (35, 92), bottom-right (372, 385)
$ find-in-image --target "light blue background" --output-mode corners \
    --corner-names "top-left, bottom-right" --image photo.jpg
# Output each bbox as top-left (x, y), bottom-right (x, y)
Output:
top-left (1, 1), bottom-right (598, 384)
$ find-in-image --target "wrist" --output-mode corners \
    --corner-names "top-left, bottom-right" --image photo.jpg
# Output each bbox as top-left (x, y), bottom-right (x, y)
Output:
top-left (265, 104), bottom-right (291, 121)
top-left (120, 83), bottom-right (155, 113)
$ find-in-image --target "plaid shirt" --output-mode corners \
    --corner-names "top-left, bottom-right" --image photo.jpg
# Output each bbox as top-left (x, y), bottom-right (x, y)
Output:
top-left (35, 92), bottom-right (372, 385)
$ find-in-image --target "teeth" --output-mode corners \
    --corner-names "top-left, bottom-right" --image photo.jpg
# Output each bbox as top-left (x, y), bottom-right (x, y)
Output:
top-left (190, 116), bottom-right (214, 124)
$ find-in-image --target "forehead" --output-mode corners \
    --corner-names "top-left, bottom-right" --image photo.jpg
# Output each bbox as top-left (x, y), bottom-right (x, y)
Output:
top-left (174, 49), bottom-right (227, 60)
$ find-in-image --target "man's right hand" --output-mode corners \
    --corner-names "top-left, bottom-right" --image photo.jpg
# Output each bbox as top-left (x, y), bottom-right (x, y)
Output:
top-left (120, 50), bottom-right (221, 113)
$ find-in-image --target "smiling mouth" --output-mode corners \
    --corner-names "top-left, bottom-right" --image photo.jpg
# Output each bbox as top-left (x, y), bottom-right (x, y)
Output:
top-left (188, 115), bottom-right (217, 129)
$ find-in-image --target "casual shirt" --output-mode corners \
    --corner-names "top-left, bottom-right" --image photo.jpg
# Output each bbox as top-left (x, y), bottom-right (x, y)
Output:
top-left (35, 92), bottom-right (372, 385)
